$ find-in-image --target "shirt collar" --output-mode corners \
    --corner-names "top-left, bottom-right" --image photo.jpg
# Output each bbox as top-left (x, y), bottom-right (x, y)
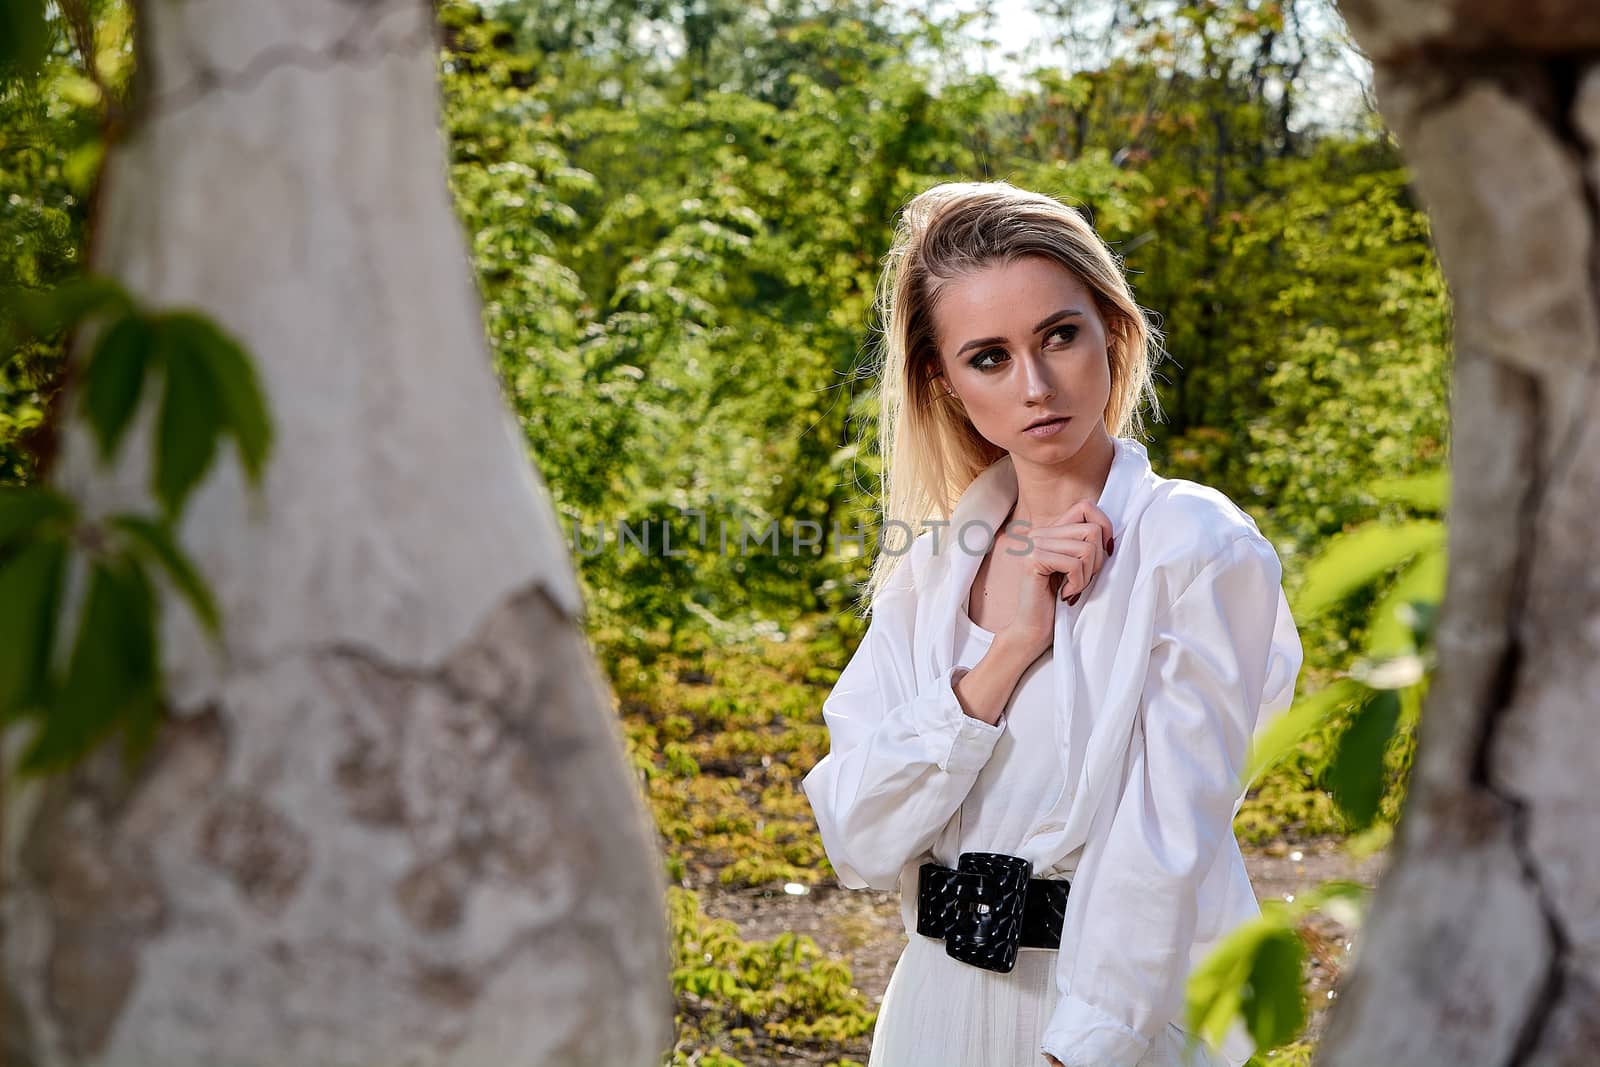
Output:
top-left (934, 435), bottom-right (1151, 574)
top-left (916, 435), bottom-right (1154, 680)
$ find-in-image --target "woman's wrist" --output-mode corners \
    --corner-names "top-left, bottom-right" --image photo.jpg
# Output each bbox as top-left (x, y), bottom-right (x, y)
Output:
top-left (952, 637), bottom-right (1033, 725)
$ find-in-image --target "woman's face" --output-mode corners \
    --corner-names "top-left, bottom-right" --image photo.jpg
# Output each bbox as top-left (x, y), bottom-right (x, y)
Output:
top-left (930, 255), bottom-right (1113, 458)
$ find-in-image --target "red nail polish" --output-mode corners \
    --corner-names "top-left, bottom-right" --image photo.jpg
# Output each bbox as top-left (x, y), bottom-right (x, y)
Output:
top-left (1106, 536), bottom-right (1114, 556)
top-left (1067, 592), bottom-right (1080, 606)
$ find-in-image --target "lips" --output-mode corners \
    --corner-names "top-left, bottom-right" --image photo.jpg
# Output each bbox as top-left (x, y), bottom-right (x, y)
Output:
top-left (1024, 416), bottom-right (1069, 430)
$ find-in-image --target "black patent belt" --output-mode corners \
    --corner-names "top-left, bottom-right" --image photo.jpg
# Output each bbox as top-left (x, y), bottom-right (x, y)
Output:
top-left (915, 851), bottom-right (1071, 974)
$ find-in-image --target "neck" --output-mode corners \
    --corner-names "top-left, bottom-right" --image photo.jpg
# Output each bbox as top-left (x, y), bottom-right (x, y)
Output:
top-left (1009, 427), bottom-right (1117, 526)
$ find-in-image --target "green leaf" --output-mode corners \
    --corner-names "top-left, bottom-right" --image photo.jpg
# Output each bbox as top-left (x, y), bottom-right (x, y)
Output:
top-left (82, 314), bottom-right (154, 462)
top-left (152, 318), bottom-right (225, 518)
top-left (1240, 928), bottom-right (1307, 1050)
top-left (0, 537), bottom-right (67, 719)
top-left (1245, 678), bottom-right (1363, 785)
top-left (1187, 913), bottom-right (1274, 1048)
top-left (1293, 520), bottom-right (1445, 621)
top-left (109, 514), bottom-right (222, 639)
top-left (20, 556), bottom-right (161, 774)
top-left (168, 312), bottom-right (272, 482)
top-left (0, 0), bottom-right (50, 82)
top-left (1, 276), bottom-right (132, 350)
top-left (1367, 468), bottom-right (1449, 513)
top-left (1327, 689), bottom-right (1402, 831)
top-left (0, 486), bottom-right (75, 548)
top-left (1364, 543), bottom-right (1447, 658)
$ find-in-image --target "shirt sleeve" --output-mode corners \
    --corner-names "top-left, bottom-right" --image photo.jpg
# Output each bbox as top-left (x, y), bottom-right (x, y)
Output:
top-left (800, 554), bottom-right (1008, 892)
top-left (1040, 533), bottom-right (1301, 1067)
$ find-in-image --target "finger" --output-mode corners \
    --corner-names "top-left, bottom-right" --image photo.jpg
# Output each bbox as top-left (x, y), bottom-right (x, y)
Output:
top-left (1000, 515), bottom-right (1109, 557)
top-left (1019, 546), bottom-right (1090, 592)
top-left (1020, 532), bottom-right (1106, 579)
top-left (1026, 524), bottom-right (1111, 558)
top-left (1063, 557), bottom-right (1087, 600)
top-left (1048, 552), bottom-right (1089, 599)
top-left (1019, 545), bottom-right (1083, 577)
top-left (1030, 540), bottom-right (1105, 602)
top-left (1024, 518), bottom-right (1113, 559)
top-left (1048, 500), bottom-right (1113, 551)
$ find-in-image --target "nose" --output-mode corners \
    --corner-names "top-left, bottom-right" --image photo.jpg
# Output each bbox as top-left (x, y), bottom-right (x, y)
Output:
top-left (1020, 350), bottom-right (1056, 405)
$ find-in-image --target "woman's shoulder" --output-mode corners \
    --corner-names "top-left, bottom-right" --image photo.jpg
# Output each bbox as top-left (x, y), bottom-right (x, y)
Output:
top-left (1136, 475), bottom-right (1278, 586)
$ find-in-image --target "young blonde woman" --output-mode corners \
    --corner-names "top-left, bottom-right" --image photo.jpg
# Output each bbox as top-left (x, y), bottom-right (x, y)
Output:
top-left (801, 181), bottom-right (1304, 1067)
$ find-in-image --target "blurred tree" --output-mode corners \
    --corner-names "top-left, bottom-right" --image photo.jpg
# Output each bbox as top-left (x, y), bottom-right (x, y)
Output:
top-left (1314, 1), bottom-right (1600, 1064)
top-left (1, 1), bottom-right (670, 1063)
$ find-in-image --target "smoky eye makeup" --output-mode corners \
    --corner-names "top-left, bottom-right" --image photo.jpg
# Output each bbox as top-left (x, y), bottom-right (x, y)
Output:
top-left (967, 323), bottom-right (1078, 370)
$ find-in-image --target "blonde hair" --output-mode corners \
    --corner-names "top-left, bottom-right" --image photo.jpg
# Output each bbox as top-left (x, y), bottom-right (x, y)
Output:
top-left (860, 179), bottom-right (1163, 609)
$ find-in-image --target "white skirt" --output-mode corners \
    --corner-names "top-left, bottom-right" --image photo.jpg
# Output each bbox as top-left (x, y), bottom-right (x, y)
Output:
top-left (867, 934), bottom-right (1233, 1067)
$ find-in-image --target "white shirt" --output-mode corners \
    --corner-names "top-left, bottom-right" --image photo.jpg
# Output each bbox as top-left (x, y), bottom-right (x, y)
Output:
top-left (949, 610), bottom-right (1078, 879)
top-left (800, 436), bottom-right (1304, 1067)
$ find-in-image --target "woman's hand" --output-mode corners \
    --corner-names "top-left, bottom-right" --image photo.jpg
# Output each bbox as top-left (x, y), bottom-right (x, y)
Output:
top-left (1043, 1055), bottom-right (1065, 1067)
top-left (997, 498), bottom-right (1113, 662)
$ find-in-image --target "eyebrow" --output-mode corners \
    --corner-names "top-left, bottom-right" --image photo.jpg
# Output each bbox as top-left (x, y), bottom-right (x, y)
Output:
top-left (955, 308), bottom-right (1085, 357)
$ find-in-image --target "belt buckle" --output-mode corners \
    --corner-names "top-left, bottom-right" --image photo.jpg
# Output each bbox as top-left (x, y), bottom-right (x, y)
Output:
top-left (944, 851), bottom-right (1031, 974)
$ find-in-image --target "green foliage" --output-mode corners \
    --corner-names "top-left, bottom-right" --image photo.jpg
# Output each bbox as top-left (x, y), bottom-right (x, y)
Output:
top-left (1292, 519), bottom-right (1444, 623)
top-left (1249, 468), bottom-right (1446, 835)
top-left (1239, 928), bottom-right (1306, 1049)
top-left (1200, 469), bottom-right (1448, 1055)
top-left (666, 884), bottom-right (876, 1065)
top-left (2, 0), bottom-right (274, 790)
top-left (1, 1), bottom-right (127, 485)
top-left (1187, 881), bottom-right (1366, 1059)
top-left (3, 273), bottom-right (130, 348)
top-left (28, 548), bottom-right (161, 769)
top-left (1242, 158), bottom-right (1452, 553)
top-left (1325, 689), bottom-right (1401, 832)
top-left (0, 502), bottom-right (69, 712)
top-left (0, 0), bottom-right (50, 82)
top-left (1256, 1043), bottom-right (1315, 1067)
top-left (432, 0), bottom-right (1453, 680)
top-left (1, 278), bottom-right (271, 775)
top-left (6, 280), bottom-right (275, 516)
top-left (146, 311), bottom-right (274, 513)
top-left (0, 485), bottom-right (166, 772)
top-left (607, 628), bottom-right (838, 890)
top-left (0, 476), bottom-right (251, 777)
top-left (109, 514), bottom-right (221, 636)
top-left (1245, 678), bottom-right (1364, 787)
top-left (1237, 463), bottom-right (1451, 843)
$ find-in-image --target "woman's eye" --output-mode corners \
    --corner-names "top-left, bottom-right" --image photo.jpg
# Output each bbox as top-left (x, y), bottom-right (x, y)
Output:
top-left (970, 325), bottom-right (1076, 370)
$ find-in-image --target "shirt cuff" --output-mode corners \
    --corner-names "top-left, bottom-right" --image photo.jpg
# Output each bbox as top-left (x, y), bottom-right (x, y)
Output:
top-left (938, 664), bottom-right (1005, 774)
top-left (1040, 994), bottom-right (1151, 1067)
